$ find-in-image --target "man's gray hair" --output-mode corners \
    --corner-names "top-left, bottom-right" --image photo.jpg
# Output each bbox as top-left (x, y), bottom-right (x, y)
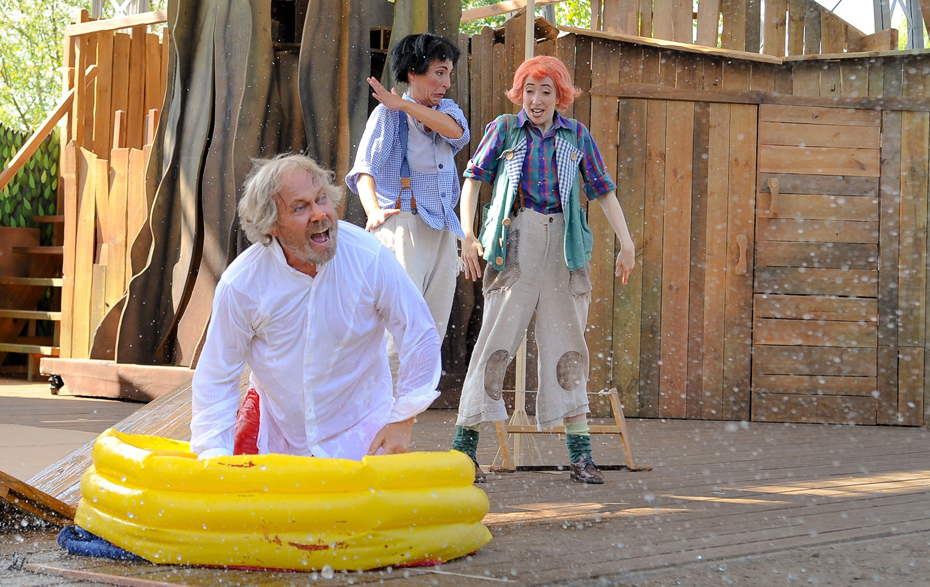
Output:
top-left (238, 153), bottom-right (344, 245)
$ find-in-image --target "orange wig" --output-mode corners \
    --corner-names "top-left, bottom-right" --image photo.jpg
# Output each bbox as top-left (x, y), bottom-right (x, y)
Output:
top-left (506, 56), bottom-right (581, 112)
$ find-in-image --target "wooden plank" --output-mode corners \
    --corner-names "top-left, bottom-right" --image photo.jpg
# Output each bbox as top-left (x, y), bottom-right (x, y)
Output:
top-left (93, 158), bottom-right (109, 246)
top-left (752, 374), bottom-right (877, 396)
top-left (106, 149), bottom-right (130, 306)
top-left (755, 241), bottom-right (877, 269)
top-left (73, 148), bottom-right (97, 359)
top-left (0, 470), bottom-right (74, 525)
top-left (144, 32), bottom-right (163, 120)
top-left (760, 103), bottom-right (881, 126)
top-left (571, 34), bottom-right (591, 126)
top-left (602, 0), bottom-right (639, 35)
top-left (877, 345), bottom-right (899, 425)
top-left (840, 60), bottom-right (869, 98)
top-left (755, 267), bottom-right (878, 297)
top-left (59, 142), bottom-right (78, 359)
top-left (125, 149), bottom-right (148, 284)
top-left (750, 62), bottom-right (776, 92)
top-left (653, 0), bottom-right (674, 42)
top-left (696, 0), bottom-right (720, 47)
top-left (791, 61), bottom-right (820, 97)
top-left (752, 345), bottom-right (877, 376)
top-left (759, 121), bottom-right (881, 149)
top-left (639, 99), bottom-right (668, 417)
top-left (90, 263), bottom-right (107, 337)
top-left (686, 102), bottom-right (710, 419)
top-left (720, 0), bottom-right (747, 51)
top-left (820, 11), bottom-right (846, 54)
top-left (898, 347), bottom-right (924, 426)
top-left (587, 39), bottom-right (621, 396)
top-left (613, 99), bottom-right (646, 416)
top-left (71, 36), bottom-right (86, 147)
top-left (758, 145), bottom-right (880, 177)
top-left (897, 111), bottom-right (929, 347)
top-left (753, 317), bottom-right (876, 347)
top-left (65, 10), bottom-right (167, 37)
top-left (82, 35), bottom-right (97, 152)
top-left (111, 33), bottom-right (131, 142)
top-left (751, 392), bottom-right (876, 424)
top-left (92, 31), bottom-right (114, 159)
top-left (848, 28), bottom-right (898, 52)
top-left (756, 218), bottom-right (879, 244)
top-left (722, 59), bottom-right (751, 92)
top-left (701, 104), bottom-right (730, 420)
top-left (658, 100), bottom-right (694, 419)
top-left (722, 104), bottom-right (755, 420)
top-left (803, 1), bottom-right (822, 54)
top-left (758, 172), bottom-right (877, 196)
top-left (786, 0), bottom-right (805, 56)
top-left (763, 0), bottom-right (788, 57)
top-left (754, 191), bottom-right (878, 222)
top-left (754, 294), bottom-right (877, 321)
top-left (126, 26), bottom-right (146, 150)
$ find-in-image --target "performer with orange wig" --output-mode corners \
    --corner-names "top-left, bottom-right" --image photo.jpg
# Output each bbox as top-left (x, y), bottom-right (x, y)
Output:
top-left (452, 56), bottom-right (636, 484)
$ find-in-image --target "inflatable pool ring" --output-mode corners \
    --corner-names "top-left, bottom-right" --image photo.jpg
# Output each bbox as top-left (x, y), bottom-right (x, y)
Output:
top-left (75, 429), bottom-right (492, 571)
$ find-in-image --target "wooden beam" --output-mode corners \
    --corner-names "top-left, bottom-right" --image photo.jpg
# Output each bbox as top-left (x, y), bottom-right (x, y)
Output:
top-left (64, 10), bottom-right (167, 38)
top-left (560, 26), bottom-right (783, 63)
top-left (591, 82), bottom-right (930, 111)
top-left (0, 65), bottom-right (97, 194)
top-left (848, 28), bottom-right (899, 52)
top-left (0, 469), bottom-right (75, 525)
top-left (462, 0), bottom-right (567, 22)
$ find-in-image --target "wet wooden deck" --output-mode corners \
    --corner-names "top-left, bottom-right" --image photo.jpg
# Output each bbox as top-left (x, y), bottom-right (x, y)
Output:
top-left (2, 380), bottom-right (930, 586)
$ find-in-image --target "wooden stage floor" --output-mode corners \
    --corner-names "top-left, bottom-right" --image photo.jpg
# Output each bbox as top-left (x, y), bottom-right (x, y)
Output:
top-left (2, 382), bottom-right (930, 586)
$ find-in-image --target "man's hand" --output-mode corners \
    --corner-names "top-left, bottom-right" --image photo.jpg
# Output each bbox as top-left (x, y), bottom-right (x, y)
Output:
top-left (368, 417), bottom-right (415, 455)
top-left (365, 207), bottom-right (401, 231)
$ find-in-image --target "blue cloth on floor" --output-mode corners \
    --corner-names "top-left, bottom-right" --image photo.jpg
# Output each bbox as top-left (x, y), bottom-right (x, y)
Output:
top-left (57, 525), bottom-right (145, 561)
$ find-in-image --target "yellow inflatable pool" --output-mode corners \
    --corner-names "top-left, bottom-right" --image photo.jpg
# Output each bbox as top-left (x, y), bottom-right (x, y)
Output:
top-left (75, 429), bottom-right (492, 571)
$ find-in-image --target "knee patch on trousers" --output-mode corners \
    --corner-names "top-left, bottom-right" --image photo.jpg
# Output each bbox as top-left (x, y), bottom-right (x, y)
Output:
top-left (483, 349), bottom-right (511, 400)
top-left (557, 350), bottom-right (586, 391)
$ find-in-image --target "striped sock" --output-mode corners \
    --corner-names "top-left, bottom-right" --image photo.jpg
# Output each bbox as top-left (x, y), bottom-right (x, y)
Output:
top-left (565, 422), bottom-right (592, 463)
top-left (452, 425), bottom-right (480, 459)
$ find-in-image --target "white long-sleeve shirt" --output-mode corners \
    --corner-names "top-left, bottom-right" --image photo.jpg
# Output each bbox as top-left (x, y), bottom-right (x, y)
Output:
top-left (190, 222), bottom-right (441, 461)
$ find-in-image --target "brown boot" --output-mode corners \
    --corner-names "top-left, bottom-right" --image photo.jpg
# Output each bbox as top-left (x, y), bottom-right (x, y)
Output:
top-left (471, 456), bottom-right (487, 483)
top-left (569, 456), bottom-right (604, 484)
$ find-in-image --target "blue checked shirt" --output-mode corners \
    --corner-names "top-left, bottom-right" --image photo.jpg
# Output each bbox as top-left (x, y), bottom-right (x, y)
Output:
top-left (346, 95), bottom-right (470, 238)
top-left (464, 110), bottom-right (616, 213)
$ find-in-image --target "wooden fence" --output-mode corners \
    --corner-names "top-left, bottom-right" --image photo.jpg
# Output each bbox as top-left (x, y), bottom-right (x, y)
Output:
top-left (58, 11), bottom-right (167, 359)
top-left (590, 0), bottom-right (898, 55)
top-left (454, 12), bottom-right (930, 427)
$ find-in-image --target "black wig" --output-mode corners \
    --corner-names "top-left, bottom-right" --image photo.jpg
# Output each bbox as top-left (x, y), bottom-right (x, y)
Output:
top-left (390, 33), bottom-right (461, 85)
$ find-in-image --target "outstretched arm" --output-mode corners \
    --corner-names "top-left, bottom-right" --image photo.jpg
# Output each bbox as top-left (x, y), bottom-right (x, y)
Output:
top-left (367, 77), bottom-right (464, 139)
top-left (595, 191), bottom-right (636, 284)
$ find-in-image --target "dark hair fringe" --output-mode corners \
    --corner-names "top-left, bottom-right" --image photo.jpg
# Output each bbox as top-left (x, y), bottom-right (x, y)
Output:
top-left (390, 33), bottom-right (461, 85)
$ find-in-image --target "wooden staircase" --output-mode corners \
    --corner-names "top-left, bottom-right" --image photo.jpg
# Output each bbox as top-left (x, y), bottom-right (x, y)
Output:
top-left (0, 216), bottom-right (64, 380)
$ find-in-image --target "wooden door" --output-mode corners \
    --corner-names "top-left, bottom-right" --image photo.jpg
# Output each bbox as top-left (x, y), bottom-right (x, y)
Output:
top-left (751, 104), bottom-right (882, 425)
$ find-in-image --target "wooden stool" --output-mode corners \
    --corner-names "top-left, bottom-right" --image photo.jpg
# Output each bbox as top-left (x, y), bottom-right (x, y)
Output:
top-left (490, 387), bottom-right (653, 472)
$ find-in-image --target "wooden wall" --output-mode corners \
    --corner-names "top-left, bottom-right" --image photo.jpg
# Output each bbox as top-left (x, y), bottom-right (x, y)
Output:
top-left (456, 20), bottom-right (930, 427)
top-left (58, 12), bottom-right (166, 359)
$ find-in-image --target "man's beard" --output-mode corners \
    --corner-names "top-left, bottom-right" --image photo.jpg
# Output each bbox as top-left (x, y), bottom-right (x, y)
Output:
top-left (280, 217), bottom-right (338, 266)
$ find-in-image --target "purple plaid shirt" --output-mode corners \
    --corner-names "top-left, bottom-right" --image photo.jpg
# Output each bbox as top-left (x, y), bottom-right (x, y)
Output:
top-left (464, 110), bottom-right (616, 213)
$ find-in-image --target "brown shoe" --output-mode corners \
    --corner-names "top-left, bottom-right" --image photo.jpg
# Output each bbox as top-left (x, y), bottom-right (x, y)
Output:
top-left (569, 456), bottom-right (604, 484)
top-left (471, 456), bottom-right (487, 483)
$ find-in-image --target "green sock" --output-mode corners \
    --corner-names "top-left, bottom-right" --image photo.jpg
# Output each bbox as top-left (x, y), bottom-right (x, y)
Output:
top-left (565, 422), bottom-right (592, 463)
top-left (452, 425), bottom-right (480, 460)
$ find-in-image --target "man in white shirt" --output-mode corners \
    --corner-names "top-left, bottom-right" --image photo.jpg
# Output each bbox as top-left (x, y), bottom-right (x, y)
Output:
top-left (190, 154), bottom-right (441, 461)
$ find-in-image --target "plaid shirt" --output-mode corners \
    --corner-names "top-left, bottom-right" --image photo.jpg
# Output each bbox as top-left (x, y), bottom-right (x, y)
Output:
top-left (464, 110), bottom-right (616, 213)
top-left (346, 96), bottom-right (469, 238)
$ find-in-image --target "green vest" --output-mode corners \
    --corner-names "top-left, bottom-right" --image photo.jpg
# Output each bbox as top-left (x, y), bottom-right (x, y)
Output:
top-left (479, 115), bottom-right (594, 272)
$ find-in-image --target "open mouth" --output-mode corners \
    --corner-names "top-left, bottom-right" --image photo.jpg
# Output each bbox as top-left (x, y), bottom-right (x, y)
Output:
top-left (309, 229), bottom-right (331, 246)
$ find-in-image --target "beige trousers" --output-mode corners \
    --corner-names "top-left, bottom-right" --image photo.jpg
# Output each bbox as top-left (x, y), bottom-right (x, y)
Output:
top-left (374, 211), bottom-right (458, 379)
top-left (456, 209), bottom-right (592, 429)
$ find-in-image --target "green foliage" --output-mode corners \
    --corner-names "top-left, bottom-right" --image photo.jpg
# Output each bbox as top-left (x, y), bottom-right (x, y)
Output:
top-left (461, 0), bottom-right (591, 36)
top-left (0, 0), bottom-right (168, 132)
top-left (0, 122), bottom-right (59, 244)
